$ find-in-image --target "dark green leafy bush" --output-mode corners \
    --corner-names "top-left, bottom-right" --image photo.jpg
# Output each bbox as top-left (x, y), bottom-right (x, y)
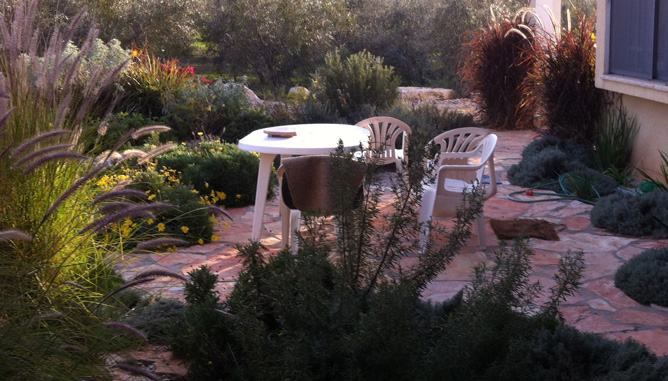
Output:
top-left (312, 50), bottom-right (400, 120)
top-left (615, 247), bottom-right (668, 307)
top-left (508, 136), bottom-right (593, 192)
top-left (82, 112), bottom-right (167, 154)
top-left (162, 79), bottom-right (273, 142)
top-left (591, 191), bottom-right (668, 238)
top-left (155, 140), bottom-right (276, 207)
top-left (460, 10), bottom-right (538, 130)
top-left (128, 170), bottom-right (215, 245)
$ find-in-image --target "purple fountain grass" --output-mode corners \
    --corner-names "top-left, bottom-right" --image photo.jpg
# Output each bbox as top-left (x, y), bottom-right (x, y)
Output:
top-left (132, 268), bottom-right (188, 282)
top-left (21, 151), bottom-right (88, 175)
top-left (137, 143), bottom-right (177, 164)
top-left (131, 125), bottom-right (171, 139)
top-left (0, 107), bottom-right (14, 129)
top-left (52, 93), bottom-right (73, 131)
top-left (59, 345), bottom-right (84, 352)
top-left (115, 363), bottom-right (159, 381)
top-left (80, 203), bottom-right (175, 234)
top-left (12, 143), bottom-right (75, 167)
top-left (0, 229), bottom-right (32, 241)
top-left (135, 238), bottom-right (189, 251)
top-left (11, 130), bottom-right (71, 158)
top-left (42, 163), bottom-right (110, 223)
top-left (208, 205), bottom-right (234, 221)
top-left (61, 281), bottom-right (92, 293)
top-left (103, 321), bottom-right (148, 342)
top-left (97, 202), bottom-right (135, 214)
top-left (0, 145), bottom-right (10, 160)
top-left (104, 278), bottom-right (155, 300)
top-left (120, 149), bottom-right (146, 162)
top-left (93, 189), bottom-right (148, 204)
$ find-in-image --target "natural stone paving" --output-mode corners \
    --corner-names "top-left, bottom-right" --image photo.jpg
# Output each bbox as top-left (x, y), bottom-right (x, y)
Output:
top-left (117, 129), bottom-right (668, 357)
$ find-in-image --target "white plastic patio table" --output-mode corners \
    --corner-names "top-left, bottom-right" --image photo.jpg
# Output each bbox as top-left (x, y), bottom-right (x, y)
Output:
top-left (238, 123), bottom-right (370, 241)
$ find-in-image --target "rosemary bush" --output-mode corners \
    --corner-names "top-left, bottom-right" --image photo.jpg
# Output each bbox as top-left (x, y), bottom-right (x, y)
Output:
top-left (168, 139), bottom-right (593, 380)
top-left (311, 50), bottom-right (400, 121)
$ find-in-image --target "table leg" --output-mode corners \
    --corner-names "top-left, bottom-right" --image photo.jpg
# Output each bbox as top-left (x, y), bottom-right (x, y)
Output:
top-left (251, 153), bottom-right (277, 241)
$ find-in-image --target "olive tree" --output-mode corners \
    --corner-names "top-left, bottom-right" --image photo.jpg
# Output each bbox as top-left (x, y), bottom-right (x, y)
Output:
top-left (209, 0), bottom-right (353, 86)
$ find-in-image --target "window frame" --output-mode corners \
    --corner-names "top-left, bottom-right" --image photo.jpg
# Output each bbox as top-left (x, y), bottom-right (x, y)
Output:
top-left (596, 0), bottom-right (668, 104)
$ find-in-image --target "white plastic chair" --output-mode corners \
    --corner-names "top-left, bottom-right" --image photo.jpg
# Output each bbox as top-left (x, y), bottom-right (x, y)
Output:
top-left (355, 117), bottom-right (411, 171)
top-left (419, 133), bottom-right (498, 249)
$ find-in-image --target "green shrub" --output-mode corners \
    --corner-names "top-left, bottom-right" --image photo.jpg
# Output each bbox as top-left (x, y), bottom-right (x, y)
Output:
top-left (155, 141), bottom-right (276, 207)
top-left (82, 112), bottom-right (167, 154)
top-left (312, 50), bottom-right (400, 120)
top-left (293, 98), bottom-right (347, 124)
top-left (115, 54), bottom-right (197, 117)
top-left (385, 103), bottom-right (479, 137)
top-left (591, 191), bottom-right (668, 238)
top-left (168, 265), bottom-right (237, 379)
top-left (460, 9), bottom-right (538, 130)
top-left (534, 16), bottom-right (605, 143)
top-left (127, 169), bottom-right (216, 246)
top-left (508, 136), bottom-right (593, 192)
top-left (615, 247), bottom-right (668, 307)
top-left (162, 79), bottom-right (273, 142)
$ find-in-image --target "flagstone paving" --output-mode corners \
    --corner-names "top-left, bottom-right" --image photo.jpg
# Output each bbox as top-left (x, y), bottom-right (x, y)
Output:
top-left (117, 129), bottom-right (668, 361)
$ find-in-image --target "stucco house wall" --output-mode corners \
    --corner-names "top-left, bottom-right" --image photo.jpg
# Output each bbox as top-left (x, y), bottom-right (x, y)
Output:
top-left (595, 0), bottom-right (668, 179)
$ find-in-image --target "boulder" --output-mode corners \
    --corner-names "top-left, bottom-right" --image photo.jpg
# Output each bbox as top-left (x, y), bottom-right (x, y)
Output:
top-left (398, 87), bottom-right (455, 102)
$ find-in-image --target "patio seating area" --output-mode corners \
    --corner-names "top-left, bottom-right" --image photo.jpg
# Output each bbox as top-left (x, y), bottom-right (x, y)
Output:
top-left (117, 129), bottom-right (668, 356)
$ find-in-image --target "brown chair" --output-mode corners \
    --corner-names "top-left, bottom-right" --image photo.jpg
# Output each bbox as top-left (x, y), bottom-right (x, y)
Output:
top-left (277, 156), bottom-right (365, 251)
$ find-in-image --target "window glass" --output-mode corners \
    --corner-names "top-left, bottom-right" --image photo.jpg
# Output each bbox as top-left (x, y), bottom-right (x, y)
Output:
top-left (609, 0), bottom-right (654, 79)
top-left (656, 0), bottom-right (668, 81)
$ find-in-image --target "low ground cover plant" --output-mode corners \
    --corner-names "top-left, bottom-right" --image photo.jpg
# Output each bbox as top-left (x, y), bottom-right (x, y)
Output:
top-left (591, 190), bottom-right (668, 239)
top-left (615, 247), bottom-right (668, 306)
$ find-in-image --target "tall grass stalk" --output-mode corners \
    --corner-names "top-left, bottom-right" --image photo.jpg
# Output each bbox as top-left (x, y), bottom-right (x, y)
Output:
top-left (594, 103), bottom-right (638, 183)
top-left (0, 2), bottom-right (176, 378)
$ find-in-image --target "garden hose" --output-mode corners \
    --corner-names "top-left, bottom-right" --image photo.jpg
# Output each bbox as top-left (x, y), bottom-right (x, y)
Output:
top-left (507, 178), bottom-right (597, 205)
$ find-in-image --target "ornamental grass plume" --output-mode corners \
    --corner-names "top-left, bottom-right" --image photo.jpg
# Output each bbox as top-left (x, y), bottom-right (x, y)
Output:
top-left (0, 2), bottom-right (190, 378)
